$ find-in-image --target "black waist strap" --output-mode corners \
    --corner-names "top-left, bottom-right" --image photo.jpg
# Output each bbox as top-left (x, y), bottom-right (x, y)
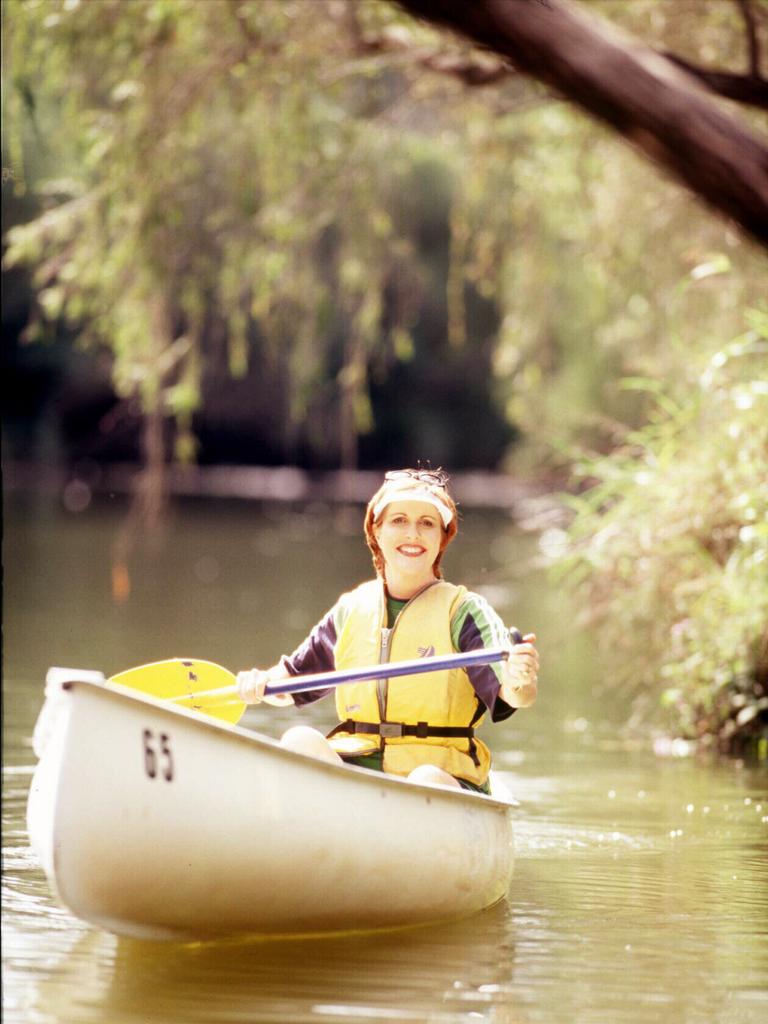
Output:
top-left (328, 719), bottom-right (474, 740)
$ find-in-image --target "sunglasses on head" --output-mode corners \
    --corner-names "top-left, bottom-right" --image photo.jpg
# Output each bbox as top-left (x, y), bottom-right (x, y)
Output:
top-left (384, 467), bottom-right (450, 488)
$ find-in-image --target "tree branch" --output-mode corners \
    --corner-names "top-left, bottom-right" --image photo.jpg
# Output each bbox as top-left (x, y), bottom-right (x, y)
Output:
top-left (397, 0), bottom-right (768, 248)
top-left (354, 5), bottom-right (768, 111)
top-left (736, 0), bottom-right (762, 80)
top-left (663, 53), bottom-right (768, 110)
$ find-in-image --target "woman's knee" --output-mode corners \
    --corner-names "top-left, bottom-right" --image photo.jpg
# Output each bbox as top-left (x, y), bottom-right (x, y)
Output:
top-left (406, 764), bottom-right (462, 790)
top-left (279, 725), bottom-right (343, 765)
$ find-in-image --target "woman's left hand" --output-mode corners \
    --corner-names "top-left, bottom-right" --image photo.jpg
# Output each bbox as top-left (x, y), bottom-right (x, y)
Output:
top-left (500, 633), bottom-right (539, 707)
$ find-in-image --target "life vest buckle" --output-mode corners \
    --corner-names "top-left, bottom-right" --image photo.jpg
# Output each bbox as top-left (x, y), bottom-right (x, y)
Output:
top-left (379, 721), bottom-right (404, 738)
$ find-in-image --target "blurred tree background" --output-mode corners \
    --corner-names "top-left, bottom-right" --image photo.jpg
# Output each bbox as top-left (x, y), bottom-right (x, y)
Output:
top-left (2, 0), bottom-right (767, 751)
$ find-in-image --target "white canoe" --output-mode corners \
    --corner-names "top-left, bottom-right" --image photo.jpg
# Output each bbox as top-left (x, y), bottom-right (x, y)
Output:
top-left (27, 669), bottom-right (515, 941)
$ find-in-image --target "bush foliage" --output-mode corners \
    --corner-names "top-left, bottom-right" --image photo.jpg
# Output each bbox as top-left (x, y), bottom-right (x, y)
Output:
top-left (552, 309), bottom-right (768, 754)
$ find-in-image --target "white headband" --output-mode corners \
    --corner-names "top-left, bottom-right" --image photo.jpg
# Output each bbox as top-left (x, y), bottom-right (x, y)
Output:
top-left (372, 486), bottom-right (453, 527)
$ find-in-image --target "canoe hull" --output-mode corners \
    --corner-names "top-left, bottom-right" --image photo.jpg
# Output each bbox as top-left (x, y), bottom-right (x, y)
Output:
top-left (27, 675), bottom-right (514, 940)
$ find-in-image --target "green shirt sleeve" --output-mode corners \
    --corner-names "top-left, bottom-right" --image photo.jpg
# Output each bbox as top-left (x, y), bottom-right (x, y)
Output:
top-left (451, 590), bottom-right (511, 686)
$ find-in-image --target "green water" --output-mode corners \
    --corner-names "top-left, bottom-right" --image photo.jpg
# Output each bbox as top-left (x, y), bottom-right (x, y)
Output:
top-left (3, 493), bottom-right (767, 1023)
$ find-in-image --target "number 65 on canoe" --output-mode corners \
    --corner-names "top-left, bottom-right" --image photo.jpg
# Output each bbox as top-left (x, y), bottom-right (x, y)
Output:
top-left (108, 635), bottom-right (524, 726)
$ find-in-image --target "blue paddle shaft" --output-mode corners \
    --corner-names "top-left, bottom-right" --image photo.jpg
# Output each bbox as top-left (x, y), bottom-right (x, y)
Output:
top-left (265, 645), bottom-right (511, 697)
top-left (170, 629), bottom-right (525, 704)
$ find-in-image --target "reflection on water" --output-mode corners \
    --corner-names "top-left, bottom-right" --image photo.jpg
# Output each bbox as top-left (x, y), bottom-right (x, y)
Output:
top-left (3, 495), bottom-right (768, 1023)
top-left (23, 903), bottom-right (520, 1024)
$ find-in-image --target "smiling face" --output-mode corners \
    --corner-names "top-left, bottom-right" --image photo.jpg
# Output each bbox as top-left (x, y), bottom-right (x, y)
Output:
top-left (373, 500), bottom-right (444, 598)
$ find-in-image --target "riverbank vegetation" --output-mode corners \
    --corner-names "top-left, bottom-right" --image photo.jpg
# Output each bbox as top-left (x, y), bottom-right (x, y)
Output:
top-left (2, 0), bottom-right (767, 750)
top-left (548, 310), bottom-right (767, 756)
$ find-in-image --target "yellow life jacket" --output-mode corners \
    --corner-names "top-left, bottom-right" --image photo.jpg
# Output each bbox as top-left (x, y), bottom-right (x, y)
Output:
top-left (328, 579), bottom-right (492, 785)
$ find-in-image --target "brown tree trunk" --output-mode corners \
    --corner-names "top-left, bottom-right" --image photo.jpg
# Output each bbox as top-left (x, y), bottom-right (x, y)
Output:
top-left (397, 0), bottom-right (768, 248)
top-left (111, 294), bottom-right (170, 602)
top-left (137, 398), bottom-right (167, 531)
top-left (339, 333), bottom-right (364, 472)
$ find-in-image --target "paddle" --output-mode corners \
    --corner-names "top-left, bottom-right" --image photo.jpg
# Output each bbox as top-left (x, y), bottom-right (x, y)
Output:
top-left (109, 630), bottom-right (523, 724)
top-left (109, 659), bottom-right (245, 724)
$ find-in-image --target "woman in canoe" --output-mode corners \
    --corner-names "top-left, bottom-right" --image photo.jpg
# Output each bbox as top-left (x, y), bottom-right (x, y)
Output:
top-left (237, 468), bottom-right (538, 792)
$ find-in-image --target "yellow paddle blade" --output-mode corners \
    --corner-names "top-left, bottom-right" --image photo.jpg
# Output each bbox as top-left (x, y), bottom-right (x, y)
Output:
top-left (108, 658), bottom-right (246, 724)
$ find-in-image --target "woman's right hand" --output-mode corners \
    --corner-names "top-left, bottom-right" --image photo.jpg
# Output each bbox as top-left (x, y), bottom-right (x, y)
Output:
top-left (236, 668), bottom-right (271, 704)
